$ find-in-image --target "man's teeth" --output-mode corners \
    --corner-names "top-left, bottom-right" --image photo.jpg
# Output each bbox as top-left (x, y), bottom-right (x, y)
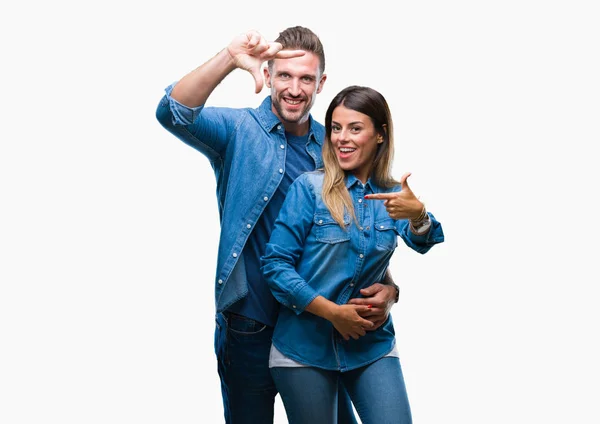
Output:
top-left (340, 148), bottom-right (356, 153)
top-left (285, 99), bottom-right (301, 105)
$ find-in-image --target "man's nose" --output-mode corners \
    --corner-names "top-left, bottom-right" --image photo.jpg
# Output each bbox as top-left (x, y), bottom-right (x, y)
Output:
top-left (288, 79), bottom-right (301, 96)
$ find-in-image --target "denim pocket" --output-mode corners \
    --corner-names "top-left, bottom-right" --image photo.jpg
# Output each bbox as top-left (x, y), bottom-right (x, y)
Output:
top-left (227, 313), bottom-right (268, 335)
top-left (375, 219), bottom-right (399, 251)
top-left (314, 213), bottom-right (350, 244)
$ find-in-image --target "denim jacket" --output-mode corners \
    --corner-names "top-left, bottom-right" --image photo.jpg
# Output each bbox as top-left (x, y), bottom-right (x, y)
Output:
top-left (261, 171), bottom-right (444, 371)
top-left (155, 84), bottom-right (325, 312)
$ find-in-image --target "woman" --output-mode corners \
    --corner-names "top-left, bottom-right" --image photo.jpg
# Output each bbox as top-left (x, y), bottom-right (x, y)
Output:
top-left (261, 86), bottom-right (444, 424)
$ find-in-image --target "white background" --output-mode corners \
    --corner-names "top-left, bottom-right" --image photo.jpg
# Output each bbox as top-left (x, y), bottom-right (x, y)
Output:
top-left (1, 1), bottom-right (599, 423)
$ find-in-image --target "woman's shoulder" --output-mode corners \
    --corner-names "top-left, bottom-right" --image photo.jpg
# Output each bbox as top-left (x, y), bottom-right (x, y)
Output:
top-left (295, 169), bottom-right (325, 187)
top-left (286, 170), bottom-right (324, 200)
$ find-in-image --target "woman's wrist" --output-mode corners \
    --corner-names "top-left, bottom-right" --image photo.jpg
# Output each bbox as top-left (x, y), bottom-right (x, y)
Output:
top-left (410, 202), bottom-right (427, 222)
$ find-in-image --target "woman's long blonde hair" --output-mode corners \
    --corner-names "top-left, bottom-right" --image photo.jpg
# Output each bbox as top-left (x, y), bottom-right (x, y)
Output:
top-left (322, 86), bottom-right (398, 227)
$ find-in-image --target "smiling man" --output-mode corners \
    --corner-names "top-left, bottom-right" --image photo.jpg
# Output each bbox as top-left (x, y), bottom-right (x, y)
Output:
top-left (155, 26), bottom-right (399, 424)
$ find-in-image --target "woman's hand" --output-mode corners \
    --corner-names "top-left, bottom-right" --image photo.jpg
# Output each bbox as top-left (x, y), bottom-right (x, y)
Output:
top-left (328, 304), bottom-right (375, 341)
top-left (364, 172), bottom-right (424, 220)
top-left (348, 283), bottom-right (397, 330)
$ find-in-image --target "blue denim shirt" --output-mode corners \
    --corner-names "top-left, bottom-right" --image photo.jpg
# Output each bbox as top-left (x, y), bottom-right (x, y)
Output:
top-left (155, 85), bottom-right (325, 312)
top-left (261, 171), bottom-right (444, 371)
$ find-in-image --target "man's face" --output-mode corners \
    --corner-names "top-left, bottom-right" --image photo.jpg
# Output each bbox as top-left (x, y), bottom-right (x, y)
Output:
top-left (264, 52), bottom-right (327, 128)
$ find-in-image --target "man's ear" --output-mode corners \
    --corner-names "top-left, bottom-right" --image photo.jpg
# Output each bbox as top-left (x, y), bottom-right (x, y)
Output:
top-left (316, 73), bottom-right (327, 94)
top-left (263, 67), bottom-right (272, 88)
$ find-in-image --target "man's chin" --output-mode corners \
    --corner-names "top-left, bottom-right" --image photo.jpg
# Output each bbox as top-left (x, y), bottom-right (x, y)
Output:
top-left (280, 109), bottom-right (308, 123)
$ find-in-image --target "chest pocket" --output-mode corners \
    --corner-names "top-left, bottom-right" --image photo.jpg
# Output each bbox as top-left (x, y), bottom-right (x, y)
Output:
top-left (374, 218), bottom-right (399, 251)
top-left (314, 213), bottom-right (351, 244)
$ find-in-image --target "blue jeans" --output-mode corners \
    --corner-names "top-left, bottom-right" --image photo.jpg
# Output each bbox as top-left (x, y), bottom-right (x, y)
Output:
top-left (215, 312), bottom-right (358, 424)
top-left (271, 357), bottom-right (412, 424)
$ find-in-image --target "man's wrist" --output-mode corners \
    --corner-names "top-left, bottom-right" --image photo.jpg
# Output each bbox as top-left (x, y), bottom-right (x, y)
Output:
top-left (389, 282), bottom-right (400, 303)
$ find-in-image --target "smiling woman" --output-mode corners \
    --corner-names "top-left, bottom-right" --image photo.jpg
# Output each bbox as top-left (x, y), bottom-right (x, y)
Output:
top-left (331, 104), bottom-right (383, 184)
top-left (261, 85), bottom-right (445, 424)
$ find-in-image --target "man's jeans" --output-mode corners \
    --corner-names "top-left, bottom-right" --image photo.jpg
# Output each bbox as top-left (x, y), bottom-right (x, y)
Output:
top-left (215, 312), bottom-right (358, 424)
top-left (271, 357), bottom-right (412, 424)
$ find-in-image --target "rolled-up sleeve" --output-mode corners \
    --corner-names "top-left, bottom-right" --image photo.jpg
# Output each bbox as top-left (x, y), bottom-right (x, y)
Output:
top-left (261, 175), bottom-right (319, 314)
top-left (397, 212), bottom-right (445, 254)
top-left (155, 83), bottom-right (233, 162)
top-left (161, 83), bottom-right (204, 126)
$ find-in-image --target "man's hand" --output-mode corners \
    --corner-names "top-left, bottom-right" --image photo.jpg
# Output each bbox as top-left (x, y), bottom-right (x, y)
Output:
top-left (227, 30), bottom-right (305, 93)
top-left (364, 172), bottom-right (423, 220)
top-left (347, 283), bottom-right (398, 330)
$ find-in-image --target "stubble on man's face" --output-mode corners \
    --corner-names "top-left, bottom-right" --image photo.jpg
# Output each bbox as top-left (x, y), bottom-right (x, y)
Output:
top-left (267, 54), bottom-right (322, 126)
top-left (271, 89), bottom-right (315, 124)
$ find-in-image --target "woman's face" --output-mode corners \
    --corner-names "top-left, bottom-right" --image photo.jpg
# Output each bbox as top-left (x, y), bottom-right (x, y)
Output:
top-left (330, 104), bottom-right (381, 183)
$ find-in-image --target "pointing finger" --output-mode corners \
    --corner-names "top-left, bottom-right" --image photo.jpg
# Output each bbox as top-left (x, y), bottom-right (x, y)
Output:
top-left (363, 193), bottom-right (396, 200)
top-left (274, 49), bottom-right (306, 59)
top-left (262, 42), bottom-right (283, 58)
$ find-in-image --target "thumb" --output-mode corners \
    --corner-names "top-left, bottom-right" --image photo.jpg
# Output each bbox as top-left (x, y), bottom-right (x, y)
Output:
top-left (250, 69), bottom-right (264, 93)
top-left (400, 172), bottom-right (413, 192)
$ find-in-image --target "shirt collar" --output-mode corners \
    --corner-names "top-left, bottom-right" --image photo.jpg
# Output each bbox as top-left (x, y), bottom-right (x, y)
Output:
top-left (345, 173), bottom-right (380, 193)
top-left (257, 96), bottom-right (322, 146)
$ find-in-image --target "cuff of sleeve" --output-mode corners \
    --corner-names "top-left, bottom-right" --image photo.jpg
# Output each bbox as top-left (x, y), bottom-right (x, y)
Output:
top-left (409, 213), bottom-right (431, 235)
top-left (164, 83), bottom-right (204, 125)
top-left (289, 283), bottom-right (319, 315)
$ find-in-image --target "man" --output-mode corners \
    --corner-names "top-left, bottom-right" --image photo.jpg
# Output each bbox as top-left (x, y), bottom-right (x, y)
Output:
top-left (155, 26), bottom-right (399, 424)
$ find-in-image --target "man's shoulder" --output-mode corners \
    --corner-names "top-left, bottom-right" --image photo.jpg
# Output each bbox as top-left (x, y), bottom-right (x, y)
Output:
top-left (308, 118), bottom-right (325, 143)
top-left (310, 118), bottom-right (325, 130)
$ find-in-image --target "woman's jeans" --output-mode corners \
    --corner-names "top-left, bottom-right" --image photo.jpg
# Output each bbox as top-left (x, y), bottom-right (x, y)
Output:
top-left (271, 356), bottom-right (412, 424)
top-left (215, 312), bottom-right (358, 424)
